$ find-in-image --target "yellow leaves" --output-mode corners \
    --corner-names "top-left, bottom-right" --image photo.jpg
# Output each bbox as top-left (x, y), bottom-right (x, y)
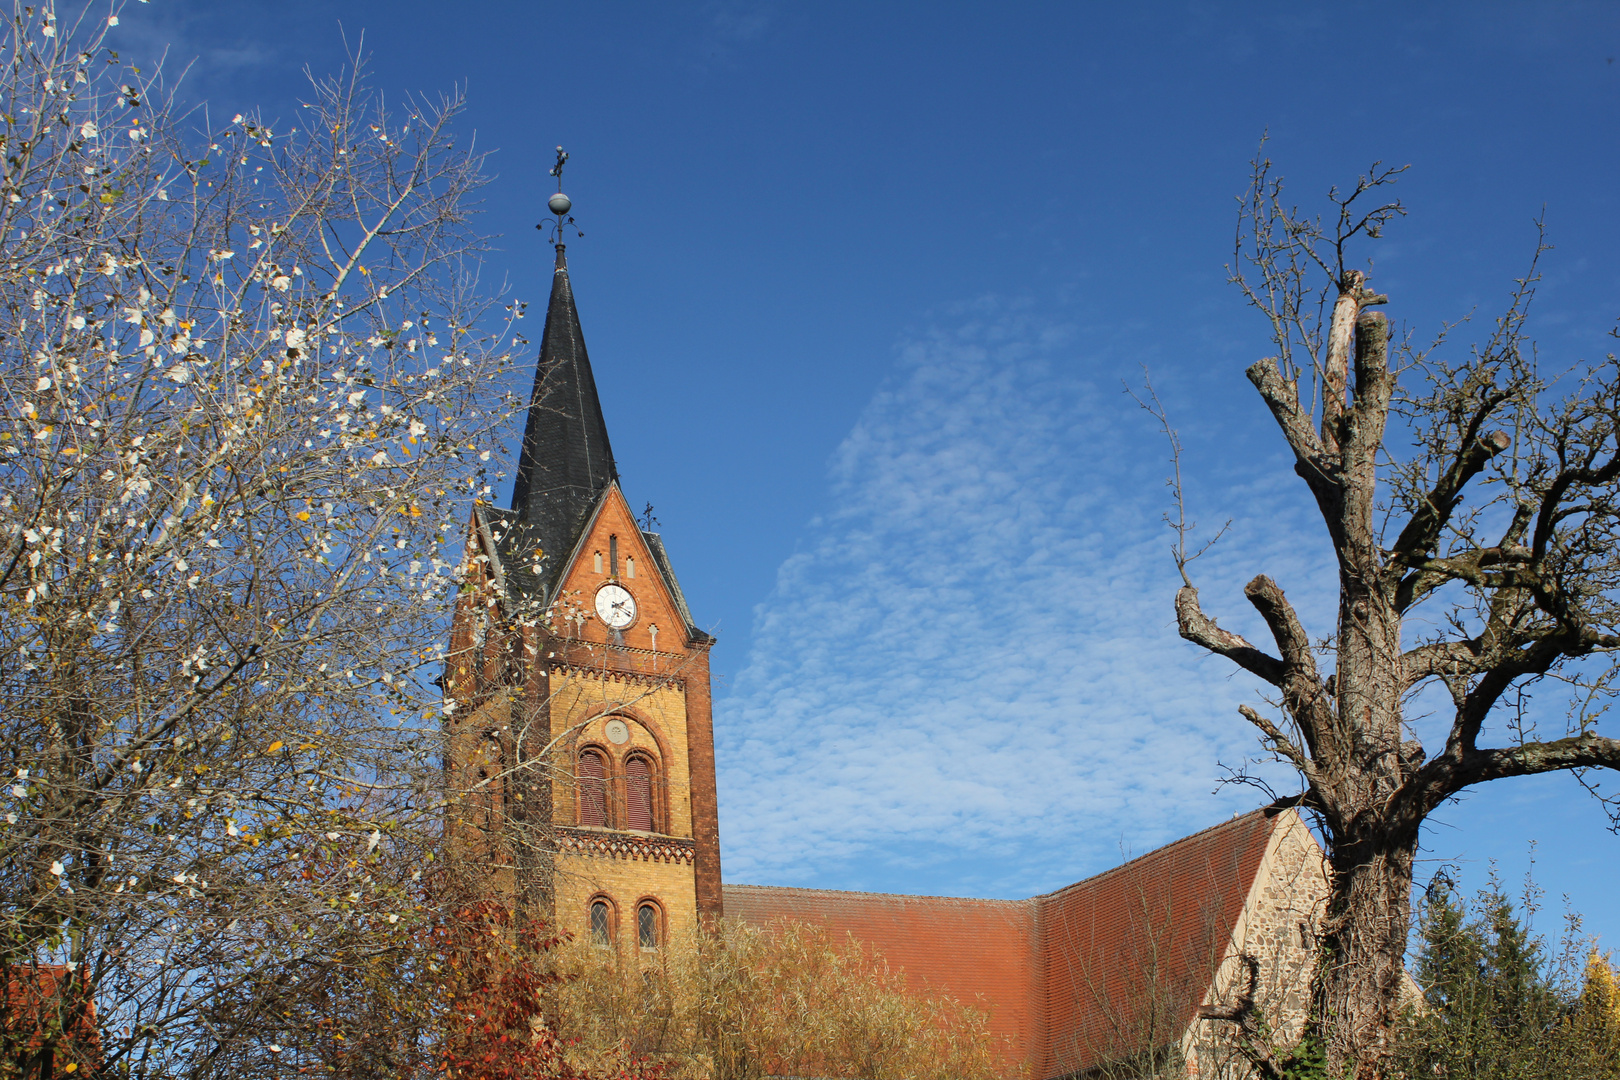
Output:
top-left (1584, 949), bottom-right (1620, 1025)
top-left (265, 741), bottom-right (283, 755)
top-left (63, 1065), bottom-right (76, 1074)
top-left (296, 511), bottom-right (310, 521)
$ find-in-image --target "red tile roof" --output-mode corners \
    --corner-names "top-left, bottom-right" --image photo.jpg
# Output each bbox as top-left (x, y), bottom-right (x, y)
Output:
top-left (725, 808), bottom-right (1284, 1080)
top-left (1034, 810), bottom-right (1277, 1078)
top-left (723, 884), bottom-right (1038, 1069)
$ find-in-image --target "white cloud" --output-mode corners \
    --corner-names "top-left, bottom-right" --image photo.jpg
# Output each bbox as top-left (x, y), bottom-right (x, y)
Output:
top-left (717, 300), bottom-right (1336, 898)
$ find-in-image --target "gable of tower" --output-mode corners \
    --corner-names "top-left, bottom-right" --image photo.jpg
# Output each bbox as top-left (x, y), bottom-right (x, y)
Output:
top-left (548, 483), bottom-right (703, 655)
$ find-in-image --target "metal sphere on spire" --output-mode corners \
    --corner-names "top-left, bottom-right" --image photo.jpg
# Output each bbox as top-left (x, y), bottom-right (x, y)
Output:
top-left (538, 146), bottom-right (583, 245)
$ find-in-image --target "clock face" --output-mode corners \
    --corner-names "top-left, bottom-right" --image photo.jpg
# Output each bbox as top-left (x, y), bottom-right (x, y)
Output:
top-left (594, 583), bottom-right (637, 629)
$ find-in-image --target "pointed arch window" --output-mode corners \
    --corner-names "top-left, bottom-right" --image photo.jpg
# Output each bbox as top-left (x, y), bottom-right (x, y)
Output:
top-left (625, 755), bottom-right (655, 832)
top-left (577, 749), bottom-right (608, 827)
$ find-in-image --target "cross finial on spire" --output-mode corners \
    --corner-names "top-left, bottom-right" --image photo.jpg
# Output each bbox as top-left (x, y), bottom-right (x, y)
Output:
top-left (539, 145), bottom-right (583, 248)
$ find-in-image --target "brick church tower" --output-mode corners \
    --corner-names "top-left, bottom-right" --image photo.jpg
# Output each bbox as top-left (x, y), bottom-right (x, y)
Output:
top-left (443, 238), bottom-right (722, 953)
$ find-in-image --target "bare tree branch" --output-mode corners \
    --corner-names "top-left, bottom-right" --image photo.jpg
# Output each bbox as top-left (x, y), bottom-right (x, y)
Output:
top-left (1176, 586), bottom-right (1286, 687)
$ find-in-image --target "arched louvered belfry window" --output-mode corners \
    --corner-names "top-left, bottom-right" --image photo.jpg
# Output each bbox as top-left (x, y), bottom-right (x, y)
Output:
top-left (578, 749), bottom-right (608, 827)
top-left (625, 754), bottom-right (655, 832)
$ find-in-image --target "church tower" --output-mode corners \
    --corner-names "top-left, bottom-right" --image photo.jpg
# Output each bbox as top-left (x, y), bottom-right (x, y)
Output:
top-left (444, 219), bottom-right (722, 954)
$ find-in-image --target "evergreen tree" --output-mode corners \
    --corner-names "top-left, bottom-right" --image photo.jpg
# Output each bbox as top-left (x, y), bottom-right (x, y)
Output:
top-left (1393, 876), bottom-right (1620, 1078)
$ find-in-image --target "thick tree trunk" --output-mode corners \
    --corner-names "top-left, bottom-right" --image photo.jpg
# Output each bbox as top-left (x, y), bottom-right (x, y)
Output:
top-left (1314, 306), bottom-right (1412, 1077)
top-left (1314, 824), bottom-right (1419, 1077)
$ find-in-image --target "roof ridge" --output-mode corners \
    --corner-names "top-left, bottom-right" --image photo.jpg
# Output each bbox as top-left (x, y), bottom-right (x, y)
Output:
top-left (726, 809), bottom-right (1282, 909)
top-left (1031, 807), bottom-right (1278, 903)
top-left (724, 882), bottom-right (1030, 907)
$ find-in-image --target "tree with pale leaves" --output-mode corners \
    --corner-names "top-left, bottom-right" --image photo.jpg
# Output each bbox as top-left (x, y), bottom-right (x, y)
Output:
top-left (1166, 151), bottom-right (1620, 1078)
top-left (0, 3), bottom-right (529, 1076)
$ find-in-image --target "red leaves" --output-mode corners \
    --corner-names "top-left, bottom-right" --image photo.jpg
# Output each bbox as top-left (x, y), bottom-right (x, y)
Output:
top-left (430, 900), bottom-right (663, 1080)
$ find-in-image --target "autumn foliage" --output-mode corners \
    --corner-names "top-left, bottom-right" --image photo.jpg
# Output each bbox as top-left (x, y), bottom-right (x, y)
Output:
top-left (431, 901), bottom-right (585, 1080)
top-left (556, 917), bottom-right (1004, 1080)
top-left (0, 966), bottom-right (101, 1080)
top-left (0, 1), bottom-right (524, 1075)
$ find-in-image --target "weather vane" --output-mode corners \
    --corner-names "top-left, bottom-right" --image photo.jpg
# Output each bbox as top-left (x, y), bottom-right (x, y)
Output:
top-left (538, 145), bottom-right (583, 246)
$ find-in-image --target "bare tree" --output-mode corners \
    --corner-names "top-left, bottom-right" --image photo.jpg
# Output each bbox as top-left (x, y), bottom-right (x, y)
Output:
top-left (0, 3), bottom-right (524, 1075)
top-left (1170, 147), bottom-right (1620, 1077)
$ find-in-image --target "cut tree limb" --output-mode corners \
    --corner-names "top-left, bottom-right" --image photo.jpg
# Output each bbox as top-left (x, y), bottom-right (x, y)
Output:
top-left (1176, 585), bottom-right (1285, 686)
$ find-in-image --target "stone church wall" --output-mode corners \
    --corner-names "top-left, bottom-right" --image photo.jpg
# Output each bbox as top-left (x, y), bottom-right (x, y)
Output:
top-left (1184, 811), bottom-right (1329, 1078)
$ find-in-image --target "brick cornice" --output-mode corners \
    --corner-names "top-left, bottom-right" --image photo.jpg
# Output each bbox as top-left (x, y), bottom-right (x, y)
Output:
top-left (548, 661), bottom-right (685, 690)
top-left (546, 639), bottom-right (696, 688)
top-left (558, 827), bottom-right (696, 866)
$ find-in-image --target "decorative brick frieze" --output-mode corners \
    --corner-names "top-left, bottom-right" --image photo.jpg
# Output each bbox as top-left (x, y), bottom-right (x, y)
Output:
top-left (559, 827), bottom-right (696, 865)
top-left (543, 641), bottom-right (691, 688)
top-left (545, 663), bottom-right (684, 690)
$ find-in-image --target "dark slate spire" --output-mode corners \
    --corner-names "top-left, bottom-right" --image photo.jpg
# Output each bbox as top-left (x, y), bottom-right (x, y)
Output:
top-left (509, 243), bottom-right (618, 577)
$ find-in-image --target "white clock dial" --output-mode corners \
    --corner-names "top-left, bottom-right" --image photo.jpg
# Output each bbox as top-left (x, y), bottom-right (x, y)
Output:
top-left (594, 583), bottom-right (637, 629)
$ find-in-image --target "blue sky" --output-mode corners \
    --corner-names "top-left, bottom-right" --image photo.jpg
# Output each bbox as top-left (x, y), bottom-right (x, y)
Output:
top-left (121, 2), bottom-right (1620, 947)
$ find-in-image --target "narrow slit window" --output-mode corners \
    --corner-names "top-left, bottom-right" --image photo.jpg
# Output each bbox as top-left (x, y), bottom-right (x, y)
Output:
top-left (591, 900), bottom-right (611, 946)
top-left (593, 551), bottom-right (603, 574)
top-left (610, 534), bottom-right (618, 576)
top-left (638, 903), bottom-right (659, 949)
top-left (626, 556), bottom-right (635, 579)
top-left (626, 756), bottom-right (654, 832)
top-left (578, 749), bottom-right (607, 827)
